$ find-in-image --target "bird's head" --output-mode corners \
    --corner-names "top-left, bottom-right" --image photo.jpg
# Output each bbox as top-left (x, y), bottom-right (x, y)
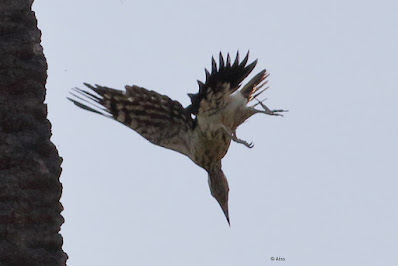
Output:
top-left (208, 168), bottom-right (230, 225)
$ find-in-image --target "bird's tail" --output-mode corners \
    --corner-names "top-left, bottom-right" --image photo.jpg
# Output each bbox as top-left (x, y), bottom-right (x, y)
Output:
top-left (239, 69), bottom-right (269, 103)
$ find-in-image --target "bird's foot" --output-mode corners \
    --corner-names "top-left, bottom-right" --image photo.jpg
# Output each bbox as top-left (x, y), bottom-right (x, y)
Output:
top-left (221, 125), bottom-right (253, 148)
top-left (233, 137), bottom-right (254, 148)
top-left (254, 99), bottom-right (288, 117)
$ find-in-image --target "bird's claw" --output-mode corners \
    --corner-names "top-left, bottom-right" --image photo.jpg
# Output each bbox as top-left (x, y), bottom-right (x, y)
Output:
top-left (255, 99), bottom-right (288, 117)
top-left (221, 125), bottom-right (254, 149)
top-left (236, 139), bottom-right (254, 148)
top-left (232, 133), bottom-right (254, 149)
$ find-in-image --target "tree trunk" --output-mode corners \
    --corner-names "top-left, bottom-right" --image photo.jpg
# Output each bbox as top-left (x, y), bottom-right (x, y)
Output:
top-left (0, 0), bottom-right (67, 265)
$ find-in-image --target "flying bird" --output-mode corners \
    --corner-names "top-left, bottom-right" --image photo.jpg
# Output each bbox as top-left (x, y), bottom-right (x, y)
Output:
top-left (68, 52), bottom-right (286, 225)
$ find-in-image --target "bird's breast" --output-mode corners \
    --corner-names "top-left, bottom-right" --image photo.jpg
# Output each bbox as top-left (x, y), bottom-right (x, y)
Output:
top-left (191, 129), bottom-right (231, 170)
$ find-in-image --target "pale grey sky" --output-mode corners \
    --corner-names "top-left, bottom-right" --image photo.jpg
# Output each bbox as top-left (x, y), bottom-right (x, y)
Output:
top-left (34, 0), bottom-right (397, 265)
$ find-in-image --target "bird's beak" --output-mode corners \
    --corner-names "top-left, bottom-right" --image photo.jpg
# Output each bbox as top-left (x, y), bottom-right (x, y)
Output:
top-left (221, 203), bottom-right (230, 226)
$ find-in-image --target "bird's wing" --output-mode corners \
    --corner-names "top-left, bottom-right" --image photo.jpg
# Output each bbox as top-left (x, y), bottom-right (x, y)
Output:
top-left (68, 84), bottom-right (195, 156)
top-left (186, 51), bottom-right (259, 116)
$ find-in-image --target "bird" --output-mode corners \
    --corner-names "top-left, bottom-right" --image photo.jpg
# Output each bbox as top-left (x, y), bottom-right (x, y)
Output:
top-left (68, 51), bottom-right (286, 225)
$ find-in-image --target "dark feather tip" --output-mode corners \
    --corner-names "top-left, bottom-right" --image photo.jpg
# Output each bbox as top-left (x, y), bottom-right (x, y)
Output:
top-left (211, 56), bottom-right (217, 73)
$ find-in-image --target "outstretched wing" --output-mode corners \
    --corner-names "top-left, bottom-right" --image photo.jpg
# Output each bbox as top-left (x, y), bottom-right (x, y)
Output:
top-left (68, 84), bottom-right (195, 156)
top-left (186, 51), bottom-right (262, 116)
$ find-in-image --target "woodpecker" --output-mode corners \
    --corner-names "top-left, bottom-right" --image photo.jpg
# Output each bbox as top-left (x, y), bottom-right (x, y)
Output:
top-left (68, 51), bottom-right (287, 225)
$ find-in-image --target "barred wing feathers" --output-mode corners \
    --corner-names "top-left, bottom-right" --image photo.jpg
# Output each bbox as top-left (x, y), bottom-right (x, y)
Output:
top-left (69, 84), bottom-right (195, 156)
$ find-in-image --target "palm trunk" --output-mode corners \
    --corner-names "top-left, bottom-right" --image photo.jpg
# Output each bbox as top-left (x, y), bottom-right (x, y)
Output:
top-left (0, 0), bottom-right (67, 264)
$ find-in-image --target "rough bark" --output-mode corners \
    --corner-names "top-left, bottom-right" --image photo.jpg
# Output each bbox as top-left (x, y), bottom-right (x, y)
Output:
top-left (0, 0), bottom-right (67, 265)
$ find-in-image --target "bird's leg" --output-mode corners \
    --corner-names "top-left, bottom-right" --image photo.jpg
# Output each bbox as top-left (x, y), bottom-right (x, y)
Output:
top-left (221, 125), bottom-right (253, 148)
top-left (253, 99), bottom-right (288, 116)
